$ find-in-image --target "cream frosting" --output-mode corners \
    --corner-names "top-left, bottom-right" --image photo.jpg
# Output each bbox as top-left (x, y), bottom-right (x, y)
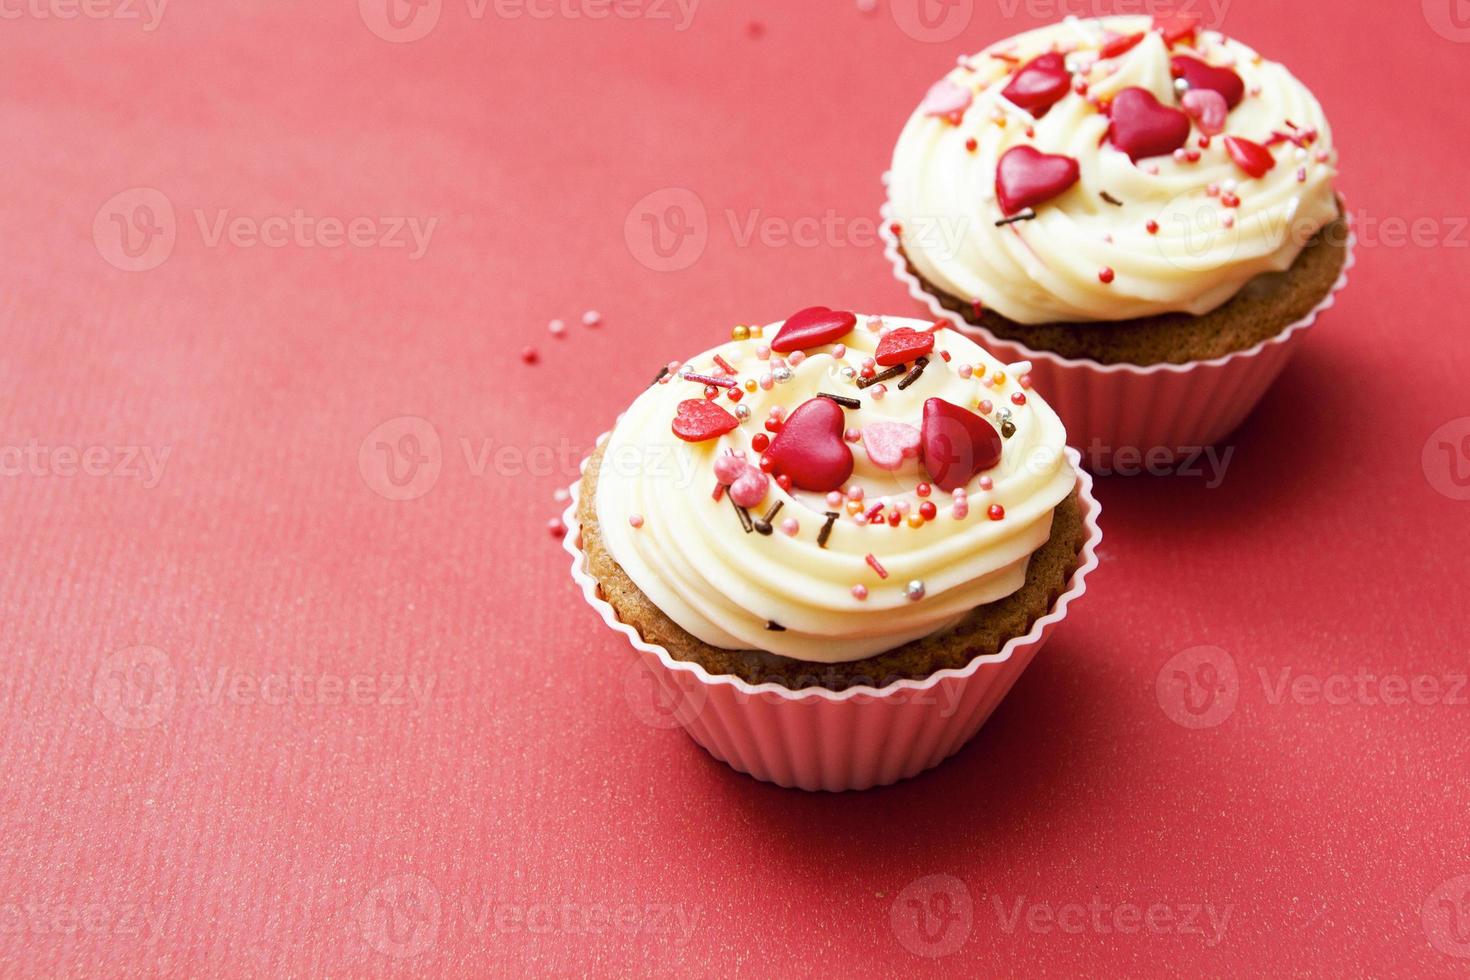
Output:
top-left (593, 315), bottom-right (1076, 663)
top-left (888, 16), bottom-right (1339, 324)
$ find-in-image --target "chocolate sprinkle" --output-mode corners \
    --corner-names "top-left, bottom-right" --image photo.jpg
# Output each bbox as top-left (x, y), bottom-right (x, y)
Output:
top-left (650, 365), bottom-right (669, 386)
top-left (817, 511), bottom-right (838, 549)
top-left (753, 500), bottom-right (783, 535)
top-left (1100, 191), bottom-right (1124, 207)
top-left (731, 495), bottom-right (754, 533)
top-left (816, 391), bottom-right (860, 410)
top-left (856, 364), bottom-right (906, 389)
top-left (1001, 420), bottom-right (1017, 439)
top-left (896, 356), bottom-right (929, 391)
top-left (994, 210), bottom-right (1037, 227)
top-left (765, 621), bottom-right (787, 631)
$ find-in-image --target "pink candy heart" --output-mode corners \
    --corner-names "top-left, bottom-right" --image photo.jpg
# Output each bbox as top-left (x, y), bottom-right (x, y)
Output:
top-left (862, 421), bottom-right (922, 472)
top-left (1181, 88), bottom-right (1228, 136)
top-left (919, 78), bottom-right (973, 120)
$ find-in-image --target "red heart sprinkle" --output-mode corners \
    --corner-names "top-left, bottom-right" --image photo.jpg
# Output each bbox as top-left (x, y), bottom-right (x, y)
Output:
top-left (1171, 55), bottom-right (1244, 109)
top-left (995, 145), bottom-right (1080, 216)
top-left (770, 306), bottom-right (857, 353)
top-left (1100, 31), bottom-right (1145, 59)
top-left (1223, 135), bottom-right (1276, 178)
top-left (874, 326), bottom-right (936, 366)
top-left (1000, 52), bottom-right (1071, 118)
top-left (671, 398), bottom-right (739, 443)
top-left (1108, 86), bottom-right (1191, 161)
top-left (764, 397), bottom-right (854, 493)
top-left (1153, 10), bottom-right (1200, 45)
top-left (921, 397), bottom-right (1002, 492)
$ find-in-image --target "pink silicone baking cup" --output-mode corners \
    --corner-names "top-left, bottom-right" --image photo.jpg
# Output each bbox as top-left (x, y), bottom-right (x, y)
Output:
top-left (879, 190), bottom-right (1356, 465)
top-left (564, 444), bottom-right (1102, 792)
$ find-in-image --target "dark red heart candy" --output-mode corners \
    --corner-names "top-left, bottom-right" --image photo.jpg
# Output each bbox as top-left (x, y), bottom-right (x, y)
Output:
top-left (874, 327), bottom-right (935, 366)
top-left (1171, 55), bottom-right (1243, 109)
top-left (770, 306), bottom-right (857, 353)
top-left (765, 397), bottom-right (853, 493)
top-left (1223, 135), bottom-right (1276, 178)
top-left (1108, 86), bottom-right (1191, 161)
top-left (921, 397), bottom-right (1002, 492)
top-left (995, 145), bottom-right (1080, 216)
top-left (671, 398), bottom-right (739, 443)
top-left (1000, 52), bottom-right (1071, 118)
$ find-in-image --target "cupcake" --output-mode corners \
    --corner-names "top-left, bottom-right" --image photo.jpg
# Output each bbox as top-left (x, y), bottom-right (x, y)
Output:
top-left (566, 308), bottom-right (1101, 790)
top-left (883, 14), bottom-right (1352, 463)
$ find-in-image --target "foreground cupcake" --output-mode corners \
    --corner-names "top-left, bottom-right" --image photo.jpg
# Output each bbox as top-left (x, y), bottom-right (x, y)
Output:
top-left (566, 308), bottom-right (1100, 790)
top-left (884, 14), bottom-right (1352, 461)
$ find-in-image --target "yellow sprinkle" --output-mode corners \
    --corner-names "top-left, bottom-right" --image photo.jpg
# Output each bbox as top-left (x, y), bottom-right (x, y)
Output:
top-left (731, 325), bottom-right (750, 341)
top-left (992, 371), bottom-right (1006, 385)
top-left (906, 514), bottom-right (925, 529)
top-left (744, 379), bottom-right (757, 393)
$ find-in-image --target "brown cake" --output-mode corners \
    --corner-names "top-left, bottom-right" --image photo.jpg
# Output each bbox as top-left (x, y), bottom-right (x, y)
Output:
top-left (578, 438), bottom-right (1086, 691)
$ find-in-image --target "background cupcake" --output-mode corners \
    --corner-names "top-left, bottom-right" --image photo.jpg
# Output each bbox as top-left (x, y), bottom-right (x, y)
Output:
top-left (883, 14), bottom-right (1352, 462)
top-left (568, 309), bottom-right (1101, 789)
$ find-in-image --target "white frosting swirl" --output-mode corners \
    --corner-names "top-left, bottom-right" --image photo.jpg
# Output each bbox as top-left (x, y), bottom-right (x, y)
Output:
top-left (594, 315), bottom-right (1076, 663)
top-left (888, 16), bottom-right (1339, 324)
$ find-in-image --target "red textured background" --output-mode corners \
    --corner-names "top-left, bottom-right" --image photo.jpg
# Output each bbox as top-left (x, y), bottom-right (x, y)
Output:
top-left (2, 0), bottom-right (1469, 975)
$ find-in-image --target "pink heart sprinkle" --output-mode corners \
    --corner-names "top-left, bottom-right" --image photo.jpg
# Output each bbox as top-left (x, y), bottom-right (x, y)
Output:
top-left (919, 79), bottom-right (973, 119)
top-left (1181, 88), bottom-right (1228, 136)
top-left (861, 421), bottom-right (922, 472)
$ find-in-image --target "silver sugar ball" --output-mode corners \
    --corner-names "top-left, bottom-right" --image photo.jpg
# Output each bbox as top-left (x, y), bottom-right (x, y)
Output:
top-left (735, 404), bottom-right (752, 421)
top-left (840, 366), bottom-right (857, 382)
top-left (904, 580), bottom-right (927, 602)
top-left (773, 366), bottom-right (794, 384)
top-left (1173, 78), bottom-right (1190, 94)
